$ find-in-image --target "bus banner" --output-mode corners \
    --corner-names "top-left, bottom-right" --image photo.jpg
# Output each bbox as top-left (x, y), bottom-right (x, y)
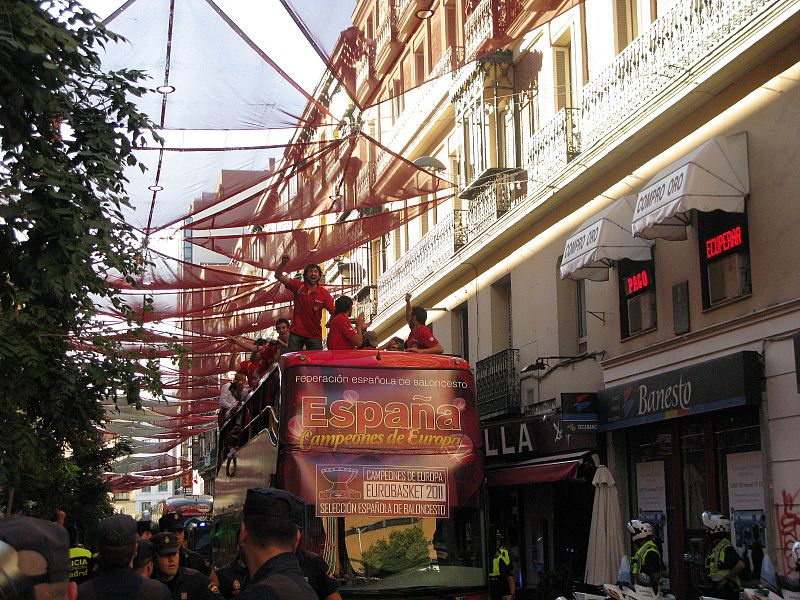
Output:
top-left (315, 464), bottom-right (449, 518)
top-left (281, 366), bottom-right (481, 454)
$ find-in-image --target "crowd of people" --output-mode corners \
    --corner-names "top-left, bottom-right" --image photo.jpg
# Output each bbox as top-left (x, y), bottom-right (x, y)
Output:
top-left (217, 259), bottom-right (444, 425)
top-left (0, 487), bottom-right (339, 600)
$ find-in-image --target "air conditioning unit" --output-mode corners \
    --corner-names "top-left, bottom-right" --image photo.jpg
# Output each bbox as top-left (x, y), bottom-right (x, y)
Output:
top-left (628, 291), bottom-right (657, 334)
top-left (708, 253), bottom-right (751, 304)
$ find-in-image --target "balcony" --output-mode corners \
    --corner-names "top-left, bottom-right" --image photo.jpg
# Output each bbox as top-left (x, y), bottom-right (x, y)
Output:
top-left (526, 107), bottom-right (581, 186)
top-left (397, 0), bottom-right (424, 40)
top-left (355, 160), bottom-right (376, 204)
top-left (581, 0), bottom-right (777, 149)
top-left (355, 285), bottom-right (378, 322)
top-left (431, 45), bottom-right (464, 81)
top-left (375, 1), bottom-right (400, 70)
top-left (375, 145), bottom-right (394, 179)
top-left (463, 0), bottom-right (521, 61)
top-left (324, 146), bottom-right (341, 186)
top-left (476, 348), bottom-right (520, 419)
top-left (355, 45), bottom-right (376, 96)
top-left (377, 210), bottom-right (467, 312)
top-left (466, 174), bottom-right (525, 243)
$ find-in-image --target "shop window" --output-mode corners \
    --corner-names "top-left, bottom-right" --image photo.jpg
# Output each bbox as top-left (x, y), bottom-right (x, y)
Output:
top-left (697, 210), bottom-right (751, 309)
top-left (618, 259), bottom-right (657, 338)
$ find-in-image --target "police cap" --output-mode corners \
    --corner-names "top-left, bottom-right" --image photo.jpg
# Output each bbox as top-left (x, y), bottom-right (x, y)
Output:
top-left (243, 488), bottom-right (304, 526)
top-left (98, 514), bottom-right (137, 547)
top-left (133, 539), bottom-right (155, 569)
top-left (0, 516), bottom-right (70, 584)
top-left (151, 533), bottom-right (181, 556)
top-left (158, 511), bottom-right (184, 533)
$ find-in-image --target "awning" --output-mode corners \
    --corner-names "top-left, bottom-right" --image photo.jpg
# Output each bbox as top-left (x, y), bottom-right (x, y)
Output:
top-left (560, 196), bottom-right (653, 281)
top-left (631, 132), bottom-right (749, 240)
top-left (486, 451), bottom-right (591, 487)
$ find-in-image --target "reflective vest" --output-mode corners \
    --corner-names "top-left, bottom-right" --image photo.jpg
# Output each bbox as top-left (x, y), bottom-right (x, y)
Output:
top-left (631, 539), bottom-right (662, 589)
top-left (69, 546), bottom-right (93, 580)
top-left (706, 537), bottom-right (741, 587)
top-left (490, 547), bottom-right (511, 577)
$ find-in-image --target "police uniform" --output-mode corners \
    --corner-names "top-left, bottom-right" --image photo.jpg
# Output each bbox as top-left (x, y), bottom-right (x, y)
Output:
top-left (296, 546), bottom-right (338, 600)
top-left (78, 514), bottom-right (170, 600)
top-left (159, 511), bottom-right (212, 576)
top-left (489, 539), bottom-right (513, 600)
top-left (631, 538), bottom-right (662, 592)
top-left (152, 532), bottom-right (223, 600)
top-left (237, 488), bottom-right (317, 600)
top-left (70, 545), bottom-right (95, 584)
top-left (216, 555), bottom-right (249, 599)
top-left (706, 536), bottom-right (743, 591)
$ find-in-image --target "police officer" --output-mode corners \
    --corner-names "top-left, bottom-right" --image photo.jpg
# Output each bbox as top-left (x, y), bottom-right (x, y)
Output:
top-left (151, 532), bottom-right (222, 600)
top-left (158, 511), bottom-right (212, 575)
top-left (68, 524), bottom-right (95, 585)
top-left (138, 512), bottom-right (154, 541)
top-left (702, 511), bottom-right (746, 600)
top-left (77, 514), bottom-right (170, 600)
top-left (237, 487), bottom-right (317, 600)
top-left (216, 551), bottom-right (249, 599)
top-left (296, 545), bottom-right (342, 600)
top-left (627, 519), bottom-right (662, 593)
top-left (489, 531), bottom-right (514, 600)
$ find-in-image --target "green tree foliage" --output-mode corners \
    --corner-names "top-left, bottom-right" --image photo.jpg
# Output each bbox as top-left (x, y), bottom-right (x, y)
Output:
top-left (362, 526), bottom-right (431, 577)
top-left (0, 0), bottom-right (161, 518)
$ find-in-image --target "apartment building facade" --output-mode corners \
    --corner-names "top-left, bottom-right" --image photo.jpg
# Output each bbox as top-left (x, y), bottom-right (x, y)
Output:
top-left (308, 0), bottom-right (800, 597)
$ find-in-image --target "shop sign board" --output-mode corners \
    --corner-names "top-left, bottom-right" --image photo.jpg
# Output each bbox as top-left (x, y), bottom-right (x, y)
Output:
top-left (481, 412), bottom-right (596, 466)
top-left (597, 351), bottom-right (761, 431)
top-left (561, 392), bottom-right (598, 432)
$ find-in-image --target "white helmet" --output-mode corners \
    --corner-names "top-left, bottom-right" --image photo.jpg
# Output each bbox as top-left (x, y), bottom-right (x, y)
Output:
top-left (627, 519), bottom-right (654, 541)
top-left (702, 511), bottom-right (731, 533)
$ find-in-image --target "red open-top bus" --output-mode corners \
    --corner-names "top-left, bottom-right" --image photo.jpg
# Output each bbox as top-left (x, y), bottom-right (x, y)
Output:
top-left (214, 349), bottom-right (488, 600)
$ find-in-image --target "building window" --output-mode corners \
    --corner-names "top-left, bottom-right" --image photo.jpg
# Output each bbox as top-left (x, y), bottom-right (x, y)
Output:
top-left (618, 259), bottom-right (657, 338)
top-left (158, 482), bottom-right (168, 492)
top-left (697, 210), bottom-right (751, 309)
top-left (553, 42), bottom-right (573, 110)
top-left (577, 278), bottom-right (587, 352)
top-left (114, 492), bottom-right (130, 501)
top-left (490, 276), bottom-right (512, 352)
top-left (140, 501), bottom-right (152, 513)
top-left (141, 486), bottom-right (151, 493)
top-left (452, 303), bottom-right (469, 361)
top-left (614, 0), bottom-right (638, 54)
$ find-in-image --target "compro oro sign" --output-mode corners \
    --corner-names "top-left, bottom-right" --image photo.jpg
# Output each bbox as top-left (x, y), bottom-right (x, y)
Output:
top-left (631, 132), bottom-right (749, 240)
top-left (315, 465), bottom-right (449, 518)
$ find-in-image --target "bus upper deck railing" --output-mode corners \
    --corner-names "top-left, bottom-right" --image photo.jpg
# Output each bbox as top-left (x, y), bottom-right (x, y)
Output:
top-left (217, 363), bottom-right (280, 474)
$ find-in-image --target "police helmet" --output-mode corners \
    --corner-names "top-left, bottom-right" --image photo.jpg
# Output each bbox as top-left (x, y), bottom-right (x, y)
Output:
top-left (701, 511), bottom-right (731, 534)
top-left (627, 519), bottom-right (654, 541)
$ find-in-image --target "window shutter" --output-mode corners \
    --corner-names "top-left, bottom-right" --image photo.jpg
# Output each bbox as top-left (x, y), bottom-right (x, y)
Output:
top-left (554, 46), bottom-right (572, 110)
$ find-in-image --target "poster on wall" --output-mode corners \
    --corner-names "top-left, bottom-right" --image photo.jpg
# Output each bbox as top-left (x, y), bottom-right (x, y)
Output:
top-left (636, 461), bottom-right (670, 582)
top-left (727, 452), bottom-right (766, 576)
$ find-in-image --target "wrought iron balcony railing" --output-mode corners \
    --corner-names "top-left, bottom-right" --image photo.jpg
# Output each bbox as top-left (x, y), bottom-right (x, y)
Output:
top-left (476, 348), bottom-right (520, 418)
top-left (355, 45), bottom-right (375, 92)
top-left (466, 176), bottom-right (525, 242)
top-left (526, 107), bottom-right (581, 186)
top-left (375, 1), bottom-right (399, 62)
top-left (581, 0), bottom-right (774, 149)
top-left (355, 160), bottom-right (377, 203)
top-left (377, 210), bottom-right (467, 312)
top-left (355, 285), bottom-right (379, 323)
top-left (431, 45), bottom-right (464, 81)
top-left (463, 0), bottom-right (521, 61)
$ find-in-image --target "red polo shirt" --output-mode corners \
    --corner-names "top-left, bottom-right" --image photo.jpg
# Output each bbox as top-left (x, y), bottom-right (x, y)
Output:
top-left (406, 324), bottom-right (439, 350)
top-left (327, 313), bottom-right (358, 350)
top-left (283, 278), bottom-right (335, 339)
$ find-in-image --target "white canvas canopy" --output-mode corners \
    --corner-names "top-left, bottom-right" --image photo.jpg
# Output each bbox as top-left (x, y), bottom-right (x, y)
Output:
top-left (560, 196), bottom-right (653, 281)
top-left (631, 132), bottom-right (749, 240)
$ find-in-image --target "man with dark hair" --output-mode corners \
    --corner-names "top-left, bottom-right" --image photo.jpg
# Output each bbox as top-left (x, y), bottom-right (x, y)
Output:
top-left (274, 255), bottom-right (334, 352)
top-left (0, 515), bottom-right (75, 600)
top-left (133, 540), bottom-right (156, 579)
top-left (327, 295), bottom-right (365, 350)
top-left (274, 318), bottom-right (290, 356)
top-left (77, 514), bottom-right (169, 600)
top-left (157, 513), bottom-right (211, 576)
top-left (151, 533), bottom-right (221, 600)
top-left (237, 488), bottom-right (317, 600)
top-left (137, 513), bottom-right (154, 541)
top-left (404, 293), bottom-right (443, 354)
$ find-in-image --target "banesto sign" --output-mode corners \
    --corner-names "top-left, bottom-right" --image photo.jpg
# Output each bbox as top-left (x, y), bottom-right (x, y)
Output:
top-left (597, 351), bottom-right (761, 431)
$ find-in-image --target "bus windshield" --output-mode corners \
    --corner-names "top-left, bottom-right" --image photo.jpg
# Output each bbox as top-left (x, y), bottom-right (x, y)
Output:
top-left (278, 358), bottom-right (487, 595)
